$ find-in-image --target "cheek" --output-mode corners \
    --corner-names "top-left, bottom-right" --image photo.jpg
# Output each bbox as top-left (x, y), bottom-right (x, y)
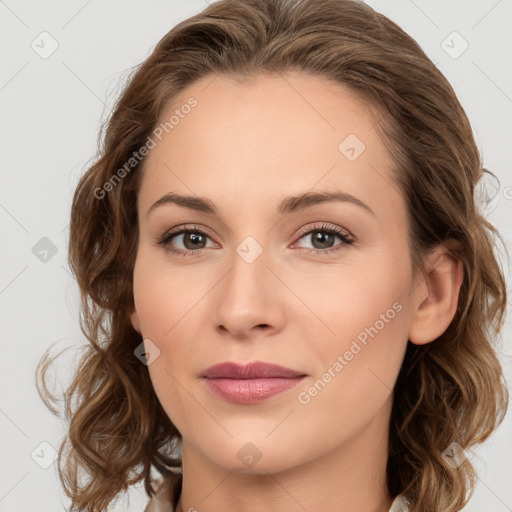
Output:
top-left (293, 280), bottom-right (408, 447)
top-left (318, 293), bottom-right (407, 392)
top-left (132, 251), bottom-right (210, 425)
top-left (291, 256), bottom-right (409, 348)
top-left (292, 253), bottom-right (410, 405)
top-left (132, 247), bottom-right (204, 340)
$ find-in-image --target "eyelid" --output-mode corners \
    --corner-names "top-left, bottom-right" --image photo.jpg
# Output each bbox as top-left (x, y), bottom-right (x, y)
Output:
top-left (161, 223), bottom-right (216, 238)
top-left (290, 222), bottom-right (355, 254)
top-left (157, 221), bottom-right (355, 256)
top-left (293, 222), bottom-right (353, 241)
top-left (160, 222), bottom-right (352, 242)
top-left (159, 223), bottom-right (219, 246)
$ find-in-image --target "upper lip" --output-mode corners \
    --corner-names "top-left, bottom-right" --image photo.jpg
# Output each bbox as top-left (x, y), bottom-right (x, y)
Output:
top-left (201, 361), bottom-right (306, 379)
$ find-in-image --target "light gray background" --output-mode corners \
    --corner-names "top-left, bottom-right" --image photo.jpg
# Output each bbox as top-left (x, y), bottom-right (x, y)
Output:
top-left (1, 1), bottom-right (511, 511)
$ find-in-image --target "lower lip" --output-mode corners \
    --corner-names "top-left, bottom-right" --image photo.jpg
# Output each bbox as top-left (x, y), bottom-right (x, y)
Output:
top-left (203, 376), bottom-right (306, 404)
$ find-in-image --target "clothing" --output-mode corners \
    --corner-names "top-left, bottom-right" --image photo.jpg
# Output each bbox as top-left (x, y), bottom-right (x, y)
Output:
top-left (389, 494), bottom-right (412, 512)
top-left (144, 476), bottom-right (411, 512)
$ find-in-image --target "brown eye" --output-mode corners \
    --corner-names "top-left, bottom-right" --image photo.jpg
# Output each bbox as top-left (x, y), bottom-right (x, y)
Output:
top-left (179, 231), bottom-right (208, 250)
top-left (308, 230), bottom-right (338, 250)
top-left (158, 226), bottom-right (215, 257)
top-left (294, 223), bottom-right (354, 255)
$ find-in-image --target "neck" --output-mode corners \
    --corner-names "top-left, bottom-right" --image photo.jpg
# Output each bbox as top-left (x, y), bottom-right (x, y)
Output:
top-left (175, 395), bottom-right (394, 512)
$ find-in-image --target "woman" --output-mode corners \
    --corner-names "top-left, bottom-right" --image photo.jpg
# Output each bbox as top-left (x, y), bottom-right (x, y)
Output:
top-left (37, 0), bottom-right (509, 511)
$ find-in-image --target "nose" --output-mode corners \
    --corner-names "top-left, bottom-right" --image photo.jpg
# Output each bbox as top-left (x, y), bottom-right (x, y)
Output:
top-left (213, 244), bottom-right (286, 341)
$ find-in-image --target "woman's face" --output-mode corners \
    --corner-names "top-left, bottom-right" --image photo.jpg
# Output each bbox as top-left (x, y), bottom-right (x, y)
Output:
top-left (130, 71), bottom-right (420, 473)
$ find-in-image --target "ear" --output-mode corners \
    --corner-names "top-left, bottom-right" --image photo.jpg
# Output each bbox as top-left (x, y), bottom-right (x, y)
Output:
top-left (130, 304), bottom-right (142, 334)
top-left (408, 244), bottom-right (463, 345)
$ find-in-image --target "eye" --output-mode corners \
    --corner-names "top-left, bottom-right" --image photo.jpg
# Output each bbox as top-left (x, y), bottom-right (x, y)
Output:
top-left (293, 222), bottom-right (354, 255)
top-left (157, 224), bottom-right (217, 257)
top-left (157, 222), bottom-right (355, 257)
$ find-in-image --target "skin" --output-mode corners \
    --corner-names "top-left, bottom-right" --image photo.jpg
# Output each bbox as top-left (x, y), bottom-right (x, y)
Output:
top-left (130, 71), bottom-right (463, 512)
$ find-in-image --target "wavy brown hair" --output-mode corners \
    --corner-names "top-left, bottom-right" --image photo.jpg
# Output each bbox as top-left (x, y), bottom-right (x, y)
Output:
top-left (36, 0), bottom-right (509, 511)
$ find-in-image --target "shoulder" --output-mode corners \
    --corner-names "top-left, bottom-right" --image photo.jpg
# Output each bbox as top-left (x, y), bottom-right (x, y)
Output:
top-left (389, 493), bottom-right (412, 512)
top-left (143, 477), bottom-right (176, 512)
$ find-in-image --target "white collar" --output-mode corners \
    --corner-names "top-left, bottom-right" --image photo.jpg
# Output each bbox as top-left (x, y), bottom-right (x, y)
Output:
top-left (388, 493), bottom-right (411, 512)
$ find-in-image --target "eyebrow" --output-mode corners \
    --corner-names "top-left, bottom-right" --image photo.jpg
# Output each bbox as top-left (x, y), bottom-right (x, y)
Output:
top-left (147, 190), bottom-right (375, 217)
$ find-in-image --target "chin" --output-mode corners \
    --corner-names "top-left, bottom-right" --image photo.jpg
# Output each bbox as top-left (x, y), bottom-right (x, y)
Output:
top-left (195, 433), bottom-right (309, 475)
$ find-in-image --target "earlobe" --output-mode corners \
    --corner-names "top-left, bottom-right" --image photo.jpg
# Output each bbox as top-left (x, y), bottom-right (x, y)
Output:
top-left (408, 245), bottom-right (464, 346)
top-left (130, 305), bottom-right (142, 334)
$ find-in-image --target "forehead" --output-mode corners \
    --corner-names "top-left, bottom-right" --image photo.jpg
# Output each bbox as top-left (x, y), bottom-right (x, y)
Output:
top-left (138, 71), bottom-right (400, 220)
top-left (160, 70), bottom-right (384, 155)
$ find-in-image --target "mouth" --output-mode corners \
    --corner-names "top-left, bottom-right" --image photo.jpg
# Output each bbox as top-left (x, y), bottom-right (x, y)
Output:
top-left (200, 361), bottom-right (308, 404)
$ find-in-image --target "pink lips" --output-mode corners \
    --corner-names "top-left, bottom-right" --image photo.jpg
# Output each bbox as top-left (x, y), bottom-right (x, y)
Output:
top-left (201, 361), bottom-right (307, 404)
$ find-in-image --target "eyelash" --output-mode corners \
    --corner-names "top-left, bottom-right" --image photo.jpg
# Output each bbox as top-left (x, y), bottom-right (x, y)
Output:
top-left (157, 222), bottom-right (355, 258)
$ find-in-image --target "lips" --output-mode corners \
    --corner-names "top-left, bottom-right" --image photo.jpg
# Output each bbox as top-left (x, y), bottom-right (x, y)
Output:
top-left (201, 361), bottom-right (305, 379)
top-left (201, 361), bottom-right (307, 404)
